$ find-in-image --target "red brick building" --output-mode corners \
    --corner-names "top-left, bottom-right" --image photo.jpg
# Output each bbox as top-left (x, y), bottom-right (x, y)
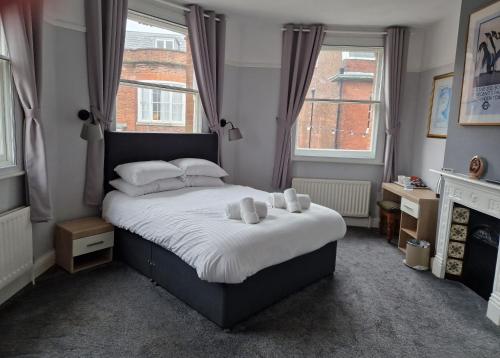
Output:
top-left (116, 23), bottom-right (198, 133)
top-left (296, 48), bottom-right (378, 151)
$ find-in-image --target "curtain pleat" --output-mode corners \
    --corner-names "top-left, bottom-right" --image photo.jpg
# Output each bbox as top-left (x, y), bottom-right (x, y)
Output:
top-left (383, 27), bottom-right (408, 183)
top-left (1, 1), bottom-right (52, 221)
top-left (83, 0), bottom-right (128, 206)
top-left (185, 5), bottom-right (226, 163)
top-left (271, 24), bottom-right (325, 189)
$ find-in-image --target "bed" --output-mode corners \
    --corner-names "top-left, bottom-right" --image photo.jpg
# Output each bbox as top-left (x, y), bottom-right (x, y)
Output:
top-left (103, 131), bottom-right (345, 328)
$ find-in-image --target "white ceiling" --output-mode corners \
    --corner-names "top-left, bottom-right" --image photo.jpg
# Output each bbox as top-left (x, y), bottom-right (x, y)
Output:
top-left (173, 0), bottom-right (460, 27)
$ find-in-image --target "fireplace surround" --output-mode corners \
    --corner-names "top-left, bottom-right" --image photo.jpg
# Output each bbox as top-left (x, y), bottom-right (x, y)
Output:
top-left (431, 170), bottom-right (500, 325)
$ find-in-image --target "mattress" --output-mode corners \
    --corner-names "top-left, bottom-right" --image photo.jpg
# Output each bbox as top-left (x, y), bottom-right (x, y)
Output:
top-left (102, 185), bottom-right (346, 283)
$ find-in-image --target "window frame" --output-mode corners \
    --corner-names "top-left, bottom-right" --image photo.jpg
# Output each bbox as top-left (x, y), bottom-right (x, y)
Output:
top-left (136, 80), bottom-right (187, 125)
top-left (0, 25), bottom-right (16, 171)
top-left (154, 38), bottom-right (176, 50)
top-left (292, 45), bottom-right (385, 165)
top-left (116, 10), bottom-right (202, 133)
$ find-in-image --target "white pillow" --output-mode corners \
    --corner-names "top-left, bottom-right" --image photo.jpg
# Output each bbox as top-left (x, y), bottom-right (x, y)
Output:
top-left (109, 178), bottom-right (185, 197)
top-left (170, 158), bottom-right (228, 178)
top-left (114, 160), bottom-right (184, 186)
top-left (183, 175), bottom-right (225, 187)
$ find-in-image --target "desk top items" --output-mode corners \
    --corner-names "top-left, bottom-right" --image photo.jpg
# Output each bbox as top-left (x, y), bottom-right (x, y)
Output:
top-left (396, 175), bottom-right (428, 190)
top-left (469, 156), bottom-right (486, 179)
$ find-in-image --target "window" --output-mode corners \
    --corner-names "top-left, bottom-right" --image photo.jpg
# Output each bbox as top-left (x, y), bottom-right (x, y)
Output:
top-left (116, 11), bottom-right (201, 133)
top-left (0, 19), bottom-right (15, 169)
top-left (294, 46), bottom-right (384, 161)
top-left (137, 81), bottom-right (186, 124)
top-left (155, 38), bottom-right (176, 50)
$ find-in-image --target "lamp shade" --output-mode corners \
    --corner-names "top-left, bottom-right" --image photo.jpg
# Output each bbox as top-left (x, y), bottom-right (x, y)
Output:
top-left (80, 122), bottom-right (103, 142)
top-left (228, 127), bottom-right (243, 141)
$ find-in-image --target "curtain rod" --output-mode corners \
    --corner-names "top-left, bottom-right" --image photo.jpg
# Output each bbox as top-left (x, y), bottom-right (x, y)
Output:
top-left (153, 0), bottom-right (222, 21)
top-left (282, 28), bottom-right (387, 36)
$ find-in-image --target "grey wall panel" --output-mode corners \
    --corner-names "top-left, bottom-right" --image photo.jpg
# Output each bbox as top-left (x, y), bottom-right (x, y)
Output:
top-left (32, 23), bottom-right (97, 259)
top-left (444, 0), bottom-right (500, 180)
top-left (0, 176), bottom-right (25, 214)
top-left (406, 65), bottom-right (453, 191)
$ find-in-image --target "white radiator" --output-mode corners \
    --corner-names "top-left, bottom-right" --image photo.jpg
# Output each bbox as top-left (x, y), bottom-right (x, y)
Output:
top-left (292, 178), bottom-right (371, 217)
top-left (0, 207), bottom-right (33, 292)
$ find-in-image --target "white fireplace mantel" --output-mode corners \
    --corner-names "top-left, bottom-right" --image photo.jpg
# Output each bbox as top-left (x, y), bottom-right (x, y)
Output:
top-left (430, 169), bottom-right (500, 325)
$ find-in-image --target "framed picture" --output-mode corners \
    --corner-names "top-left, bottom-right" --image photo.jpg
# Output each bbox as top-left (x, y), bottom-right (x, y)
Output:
top-left (459, 1), bottom-right (500, 125)
top-left (428, 73), bottom-right (454, 138)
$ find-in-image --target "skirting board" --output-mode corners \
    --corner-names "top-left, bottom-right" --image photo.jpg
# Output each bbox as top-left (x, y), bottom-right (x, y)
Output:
top-left (0, 249), bottom-right (55, 306)
top-left (345, 217), bottom-right (379, 229)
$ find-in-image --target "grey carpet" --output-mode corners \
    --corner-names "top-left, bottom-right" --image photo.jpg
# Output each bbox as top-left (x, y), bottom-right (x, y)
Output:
top-left (0, 228), bottom-right (499, 357)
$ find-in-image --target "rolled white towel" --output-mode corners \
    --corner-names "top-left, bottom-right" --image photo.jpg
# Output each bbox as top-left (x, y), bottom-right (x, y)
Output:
top-left (225, 201), bottom-right (268, 220)
top-left (268, 192), bottom-right (311, 210)
top-left (240, 197), bottom-right (260, 224)
top-left (284, 188), bottom-right (301, 213)
top-left (268, 193), bottom-right (287, 209)
top-left (297, 194), bottom-right (311, 210)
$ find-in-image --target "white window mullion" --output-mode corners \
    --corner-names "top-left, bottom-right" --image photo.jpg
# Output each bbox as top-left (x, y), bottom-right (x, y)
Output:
top-left (138, 88), bottom-right (153, 122)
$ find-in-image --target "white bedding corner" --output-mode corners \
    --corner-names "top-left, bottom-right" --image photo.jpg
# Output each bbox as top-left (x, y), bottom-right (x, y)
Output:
top-left (103, 184), bottom-right (346, 283)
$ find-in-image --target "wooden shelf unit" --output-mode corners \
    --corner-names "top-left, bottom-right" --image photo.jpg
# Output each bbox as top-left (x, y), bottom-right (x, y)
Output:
top-left (382, 183), bottom-right (439, 256)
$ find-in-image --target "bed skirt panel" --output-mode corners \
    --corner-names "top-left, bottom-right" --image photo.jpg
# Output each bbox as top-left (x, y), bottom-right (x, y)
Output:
top-left (114, 227), bottom-right (337, 328)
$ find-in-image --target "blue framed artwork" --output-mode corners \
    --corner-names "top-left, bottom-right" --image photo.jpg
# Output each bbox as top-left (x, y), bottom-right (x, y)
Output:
top-left (428, 73), bottom-right (453, 138)
top-left (460, 1), bottom-right (500, 125)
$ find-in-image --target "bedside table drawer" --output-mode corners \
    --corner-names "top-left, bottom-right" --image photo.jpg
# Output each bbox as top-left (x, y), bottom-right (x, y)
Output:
top-left (401, 197), bottom-right (419, 219)
top-left (73, 231), bottom-right (114, 257)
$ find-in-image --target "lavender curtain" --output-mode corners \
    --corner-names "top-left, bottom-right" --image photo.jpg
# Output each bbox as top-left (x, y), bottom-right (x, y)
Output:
top-left (271, 24), bottom-right (325, 189)
top-left (185, 5), bottom-right (225, 163)
top-left (83, 0), bottom-right (127, 206)
top-left (1, 1), bottom-right (52, 221)
top-left (383, 26), bottom-right (408, 183)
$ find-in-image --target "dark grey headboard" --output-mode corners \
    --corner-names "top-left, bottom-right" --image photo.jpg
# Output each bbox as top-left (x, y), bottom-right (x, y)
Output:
top-left (104, 131), bottom-right (219, 194)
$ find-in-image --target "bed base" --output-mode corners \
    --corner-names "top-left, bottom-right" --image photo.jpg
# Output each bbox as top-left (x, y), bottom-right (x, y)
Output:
top-left (115, 228), bottom-right (337, 328)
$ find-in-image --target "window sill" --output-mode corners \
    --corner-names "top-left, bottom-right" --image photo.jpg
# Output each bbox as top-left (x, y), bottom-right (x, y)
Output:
top-left (136, 121), bottom-right (186, 127)
top-left (0, 169), bottom-right (25, 181)
top-left (292, 155), bottom-right (384, 166)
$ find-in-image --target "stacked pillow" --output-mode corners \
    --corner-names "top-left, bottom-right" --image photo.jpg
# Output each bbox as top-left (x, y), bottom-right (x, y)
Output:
top-left (170, 158), bottom-right (228, 187)
top-left (110, 160), bottom-right (185, 196)
top-left (110, 158), bottom-right (228, 196)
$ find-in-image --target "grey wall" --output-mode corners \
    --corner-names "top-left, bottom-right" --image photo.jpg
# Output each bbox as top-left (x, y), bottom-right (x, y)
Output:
top-left (413, 65), bottom-right (454, 190)
top-left (403, 64), bottom-right (454, 191)
top-left (31, 22), bottom-right (97, 259)
top-left (230, 66), bottom-right (280, 192)
top-left (444, 0), bottom-right (500, 179)
top-left (0, 176), bottom-right (24, 214)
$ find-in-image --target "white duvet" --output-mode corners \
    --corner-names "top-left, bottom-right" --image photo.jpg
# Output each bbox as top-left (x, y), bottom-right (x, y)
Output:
top-left (102, 185), bottom-right (346, 283)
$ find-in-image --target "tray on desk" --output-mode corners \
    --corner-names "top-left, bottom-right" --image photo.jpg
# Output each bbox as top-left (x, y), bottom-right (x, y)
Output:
top-left (392, 181), bottom-right (429, 190)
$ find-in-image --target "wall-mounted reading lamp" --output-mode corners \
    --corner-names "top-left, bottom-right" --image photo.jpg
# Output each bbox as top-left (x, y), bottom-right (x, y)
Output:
top-left (220, 119), bottom-right (243, 141)
top-left (78, 109), bottom-right (103, 142)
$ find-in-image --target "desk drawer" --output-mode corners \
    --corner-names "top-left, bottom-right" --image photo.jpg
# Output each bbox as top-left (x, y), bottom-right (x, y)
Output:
top-left (73, 231), bottom-right (114, 257)
top-left (401, 198), bottom-right (419, 218)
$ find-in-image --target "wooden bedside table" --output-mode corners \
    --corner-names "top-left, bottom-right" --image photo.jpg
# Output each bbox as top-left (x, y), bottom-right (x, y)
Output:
top-left (55, 217), bottom-right (114, 273)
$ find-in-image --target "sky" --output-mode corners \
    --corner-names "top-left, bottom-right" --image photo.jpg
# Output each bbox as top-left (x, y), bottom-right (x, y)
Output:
top-left (127, 19), bottom-right (180, 36)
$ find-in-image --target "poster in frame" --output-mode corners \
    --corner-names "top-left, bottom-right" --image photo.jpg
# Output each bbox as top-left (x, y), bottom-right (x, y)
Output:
top-left (459, 0), bottom-right (500, 125)
top-left (428, 72), bottom-right (454, 138)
